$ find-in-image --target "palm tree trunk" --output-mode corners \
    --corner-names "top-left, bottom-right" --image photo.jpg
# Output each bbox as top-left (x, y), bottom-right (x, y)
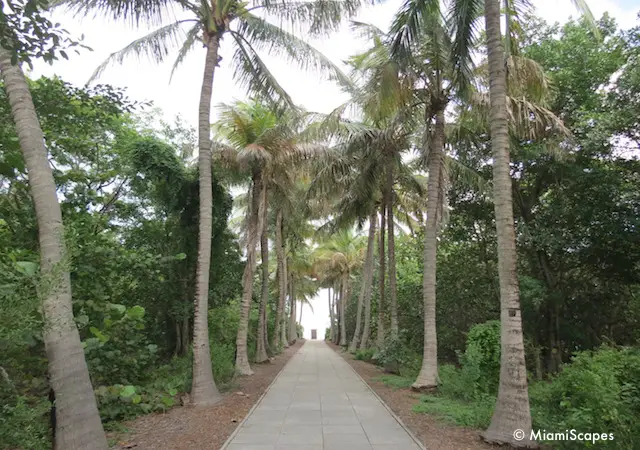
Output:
top-left (339, 275), bottom-right (348, 346)
top-left (376, 207), bottom-right (386, 348)
top-left (273, 209), bottom-right (285, 351)
top-left (359, 213), bottom-right (378, 350)
top-left (299, 302), bottom-right (303, 323)
top-left (235, 171), bottom-right (265, 376)
top-left (332, 284), bottom-right (340, 344)
top-left (386, 165), bottom-right (399, 338)
top-left (255, 186), bottom-right (269, 364)
top-left (328, 287), bottom-right (335, 341)
top-left (413, 107), bottom-right (445, 391)
top-left (281, 254), bottom-right (290, 348)
top-left (350, 212), bottom-right (377, 352)
top-left (191, 34), bottom-right (222, 405)
top-left (0, 47), bottom-right (108, 450)
top-left (482, 0), bottom-right (535, 446)
top-left (288, 274), bottom-right (297, 343)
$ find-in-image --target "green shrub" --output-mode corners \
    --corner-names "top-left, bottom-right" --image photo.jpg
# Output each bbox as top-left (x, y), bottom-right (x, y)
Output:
top-left (530, 346), bottom-right (640, 449)
top-left (437, 364), bottom-right (477, 402)
top-left (211, 342), bottom-right (236, 385)
top-left (95, 383), bottom-right (178, 423)
top-left (82, 303), bottom-right (158, 386)
top-left (457, 320), bottom-right (501, 397)
top-left (94, 355), bottom-right (190, 423)
top-left (376, 333), bottom-right (421, 377)
top-left (354, 348), bottom-right (376, 362)
top-left (0, 396), bottom-right (50, 450)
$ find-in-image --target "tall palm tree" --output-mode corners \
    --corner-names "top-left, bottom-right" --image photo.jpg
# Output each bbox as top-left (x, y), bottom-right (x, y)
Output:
top-left (256, 183), bottom-right (270, 362)
top-left (214, 100), bottom-right (306, 374)
top-left (287, 244), bottom-right (317, 341)
top-left (63, 0), bottom-right (360, 402)
top-left (314, 228), bottom-right (366, 346)
top-left (450, 0), bottom-right (594, 445)
top-left (0, 48), bottom-right (108, 449)
top-left (274, 207), bottom-right (288, 349)
top-left (348, 211), bottom-right (377, 352)
top-left (386, 0), bottom-right (455, 391)
top-left (216, 102), bottom-right (323, 371)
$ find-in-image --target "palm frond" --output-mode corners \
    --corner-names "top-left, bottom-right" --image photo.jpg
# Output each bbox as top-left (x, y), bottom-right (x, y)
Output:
top-left (237, 14), bottom-right (353, 91)
top-left (445, 154), bottom-right (491, 195)
top-left (388, 0), bottom-right (441, 62)
top-left (170, 21), bottom-right (202, 82)
top-left (448, 0), bottom-right (483, 97)
top-left (569, 0), bottom-right (600, 38)
top-left (87, 19), bottom-right (196, 82)
top-left (349, 20), bottom-right (386, 40)
top-left (252, 0), bottom-right (362, 37)
top-left (229, 30), bottom-right (295, 109)
top-left (56, 0), bottom-right (196, 28)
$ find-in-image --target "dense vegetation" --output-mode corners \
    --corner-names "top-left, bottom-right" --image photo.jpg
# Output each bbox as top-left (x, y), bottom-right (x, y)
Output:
top-left (0, 0), bottom-right (638, 449)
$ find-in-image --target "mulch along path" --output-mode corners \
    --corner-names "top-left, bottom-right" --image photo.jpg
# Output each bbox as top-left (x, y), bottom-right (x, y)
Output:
top-left (110, 339), bottom-right (304, 450)
top-left (328, 341), bottom-right (496, 450)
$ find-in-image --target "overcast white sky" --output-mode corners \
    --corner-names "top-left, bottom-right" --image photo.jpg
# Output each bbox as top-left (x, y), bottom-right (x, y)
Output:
top-left (30, 0), bottom-right (639, 339)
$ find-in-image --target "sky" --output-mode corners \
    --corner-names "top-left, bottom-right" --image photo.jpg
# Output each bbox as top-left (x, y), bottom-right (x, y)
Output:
top-left (30, 0), bottom-right (639, 340)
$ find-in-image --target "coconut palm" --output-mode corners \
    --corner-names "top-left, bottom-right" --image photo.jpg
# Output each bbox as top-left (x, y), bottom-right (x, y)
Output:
top-left (298, 293), bottom-right (315, 323)
top-left (214, 100), bottom-right (302, 374)
top-left (384, 0), bottom-right (457, 391)
top-left (348, 211), bottom-right (377, 351)
top-left (313, 228), bottom-right (366, 346)
top-left (0, 48), bottom-right (108, 449)
top-left (62, 0), bottom-right (360, 403)
top-left (215, 101), bottom-right (324, 372)
top-left (287, 243), bottom-right (318, 341)
top-left (449, 0), bottom-right (595, 445)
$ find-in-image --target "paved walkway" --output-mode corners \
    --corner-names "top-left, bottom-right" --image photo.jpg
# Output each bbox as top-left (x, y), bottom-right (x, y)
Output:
top-left (222, 340), bottom-right (423, 450)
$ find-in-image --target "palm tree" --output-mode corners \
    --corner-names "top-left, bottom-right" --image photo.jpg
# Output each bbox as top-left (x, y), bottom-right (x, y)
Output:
top-left (450, 0), bottom-right (595, 445)
top-left (274, 207), bottom-right (288, 349)
top-left (214, 100), bottom-right (299, 374)
top-left (385, 0), bottom-right (455, 391)
top-left (298, 293), bottom-right (315, 323)
top-left (0, 48), bottom-right (108, 449)
top-left (348, 211), bottom-right (377, 352)
top-left (256, 185), bottom-right (270, 362)
top-left (63, 0), bottom-right (361, 402)
top-left (314, 228), bottom-right (366, 346)
top-left (287, 245), bottom-right (317, 341)
top-left (215, 101), bottom-right (323, 371)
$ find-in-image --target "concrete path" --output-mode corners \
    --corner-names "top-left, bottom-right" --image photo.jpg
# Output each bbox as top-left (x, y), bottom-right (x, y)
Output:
top-left (222, 340), bottom-right (423, 450)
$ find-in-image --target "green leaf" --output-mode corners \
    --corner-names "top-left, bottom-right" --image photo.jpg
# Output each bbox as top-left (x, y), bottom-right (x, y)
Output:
top-left (89, 327), bottom-right (109, 343)
top-left (126, 305), bottom-right (145, 320)
top-left (15, 261), bottom-right (38, 276)
top-left (76, 314), bottom-right (89, 326)
top-left (120, 385), bottom-right (136, 398)
top-left (108, 303), bottom-right (127, 314)
top-left (132, 394), bottom-right (142, 404)
top-left (175, 252), bottom-right (186, 260)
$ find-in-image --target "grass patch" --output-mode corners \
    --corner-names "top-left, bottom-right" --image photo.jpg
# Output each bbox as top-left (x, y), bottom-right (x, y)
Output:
top-left (412, 394), bottom-right (495, 429)
top-left (354, 348), bottom-right (376, 361)
top-left (374, 374), bottom-right (414, 390)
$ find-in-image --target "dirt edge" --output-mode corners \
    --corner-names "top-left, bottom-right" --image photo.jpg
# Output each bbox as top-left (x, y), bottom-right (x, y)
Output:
top-left (110, 339), bottom-right (305, 450)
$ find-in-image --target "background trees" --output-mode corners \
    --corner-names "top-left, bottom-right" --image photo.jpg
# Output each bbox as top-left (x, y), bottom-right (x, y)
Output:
top-left (1, 1), bottom-right (639, 449)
